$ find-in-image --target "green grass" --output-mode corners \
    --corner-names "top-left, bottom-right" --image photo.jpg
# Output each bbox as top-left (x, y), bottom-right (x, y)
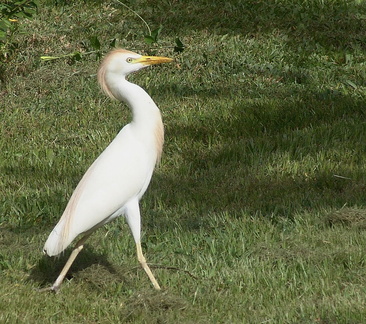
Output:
top-left (1, 0), bottom-right (366, 322)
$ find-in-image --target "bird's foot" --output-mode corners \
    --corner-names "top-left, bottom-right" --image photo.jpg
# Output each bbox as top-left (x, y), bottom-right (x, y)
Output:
top-left (36, 285), bottom-right (60, 293)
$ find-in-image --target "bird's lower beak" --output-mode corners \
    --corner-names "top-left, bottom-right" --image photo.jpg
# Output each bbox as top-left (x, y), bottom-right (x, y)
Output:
top-left (134, 55), bottom-right (173, 65)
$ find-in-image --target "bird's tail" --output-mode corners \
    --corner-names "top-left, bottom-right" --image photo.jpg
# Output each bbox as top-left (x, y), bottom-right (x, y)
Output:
top-left (43, 218), bottom-right (72, 256)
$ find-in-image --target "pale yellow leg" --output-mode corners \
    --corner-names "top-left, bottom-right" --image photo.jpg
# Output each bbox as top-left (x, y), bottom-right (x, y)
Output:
top-left (40, 233), bottom-right (92, 292)
top-left (136, 242), bottom-right (161, 290)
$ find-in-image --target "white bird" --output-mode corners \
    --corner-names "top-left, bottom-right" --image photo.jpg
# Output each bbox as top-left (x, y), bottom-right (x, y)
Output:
top-left (42, 49), bottom-right (173, 292)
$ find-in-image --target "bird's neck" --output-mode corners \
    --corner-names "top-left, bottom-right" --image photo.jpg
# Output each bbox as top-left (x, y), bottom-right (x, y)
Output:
top-left (120, 80), bottom-right (159, 119)
top-left (113, 78), bottom-right (164, 161)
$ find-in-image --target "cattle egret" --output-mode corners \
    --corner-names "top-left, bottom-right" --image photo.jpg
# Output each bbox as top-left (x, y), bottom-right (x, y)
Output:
top-left (42, 49), bottom-right (173, 292)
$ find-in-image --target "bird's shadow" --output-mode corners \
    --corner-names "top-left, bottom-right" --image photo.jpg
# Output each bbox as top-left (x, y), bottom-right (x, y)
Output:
top-left (29, 245), bottom-right (131, 291)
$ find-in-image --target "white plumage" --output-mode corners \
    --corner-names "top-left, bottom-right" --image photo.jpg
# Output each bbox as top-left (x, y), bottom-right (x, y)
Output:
top-left (42, 49), bottom-right (172, 292)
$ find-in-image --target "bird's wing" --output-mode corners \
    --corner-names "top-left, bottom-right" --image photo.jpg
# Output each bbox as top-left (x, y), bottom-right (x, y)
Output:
top-left (44, 125), bottom-right (156, 255)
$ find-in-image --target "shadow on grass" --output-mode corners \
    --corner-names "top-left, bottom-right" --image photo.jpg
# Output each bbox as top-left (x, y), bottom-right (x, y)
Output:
top-left (139, 0), bottom-right (366, 50)
top-left (37, 1), bottom-right (366, 54)
top-left (147, 85), bottom-right (366, 228)
top-left (0, 226), bottom-right (128, 291)
top-left (28, 244), bottom-right (131, 291)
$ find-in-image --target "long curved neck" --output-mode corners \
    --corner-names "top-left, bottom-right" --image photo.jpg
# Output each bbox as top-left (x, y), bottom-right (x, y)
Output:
top-left (111, 78), bottom-right (164, 162)
top-left (119, 80), bottom-right (159, 121)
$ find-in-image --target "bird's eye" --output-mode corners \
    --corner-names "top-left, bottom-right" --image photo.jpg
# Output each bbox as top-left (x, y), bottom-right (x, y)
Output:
top-left (126, 57), bottom-right (133, 63)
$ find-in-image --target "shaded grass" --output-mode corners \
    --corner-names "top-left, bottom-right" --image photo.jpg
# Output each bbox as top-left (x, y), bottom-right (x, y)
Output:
top-left (1, 0), bottom-right (366, 322)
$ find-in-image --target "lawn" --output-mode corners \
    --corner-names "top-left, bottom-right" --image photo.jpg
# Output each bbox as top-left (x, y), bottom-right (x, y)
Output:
top-left (1, 0), bottom-right (366, 323)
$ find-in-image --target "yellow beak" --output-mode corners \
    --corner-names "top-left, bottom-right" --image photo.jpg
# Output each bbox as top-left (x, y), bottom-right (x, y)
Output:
top-left (133, 55), bottom-right (173, 65)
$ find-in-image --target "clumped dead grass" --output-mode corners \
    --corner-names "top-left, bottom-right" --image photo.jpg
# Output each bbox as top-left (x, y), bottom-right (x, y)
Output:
top-left (326, 207), bottom-right (366, 229)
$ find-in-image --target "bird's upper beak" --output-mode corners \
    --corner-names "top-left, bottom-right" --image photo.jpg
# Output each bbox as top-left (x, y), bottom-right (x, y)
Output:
top-left (133, 55), bottom-right (173, 66)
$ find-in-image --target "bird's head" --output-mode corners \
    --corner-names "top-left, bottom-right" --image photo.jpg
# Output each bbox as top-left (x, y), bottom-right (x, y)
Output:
top-left (98, 49), bottom-right (173, 100)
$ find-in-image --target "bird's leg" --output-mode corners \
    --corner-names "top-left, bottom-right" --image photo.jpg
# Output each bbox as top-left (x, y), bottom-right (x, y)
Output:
top-left (136, 242), bottom-right (161, 290)
top-left (40, 233), bottom-right (92, 293)
top-left (124, 199), bottom-right (161, 290)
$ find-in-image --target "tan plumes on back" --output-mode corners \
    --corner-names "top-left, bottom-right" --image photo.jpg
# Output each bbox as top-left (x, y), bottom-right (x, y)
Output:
top-left (154, 120), bottom-right (164, 164)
